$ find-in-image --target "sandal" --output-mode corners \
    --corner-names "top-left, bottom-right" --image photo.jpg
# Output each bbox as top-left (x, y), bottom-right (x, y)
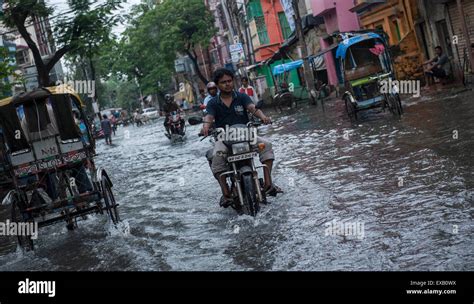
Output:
top-left (219, 195), bottom-right (233, 208)
top-left (264, 184), bottom-right (283, 197)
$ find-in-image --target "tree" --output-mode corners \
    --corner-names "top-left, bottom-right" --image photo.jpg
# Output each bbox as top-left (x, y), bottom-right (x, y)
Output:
top-left (156, 0), bottom-right (216, 85)
top-left (106, 4), bottom-right (174, 99)
top-left (1, 0), bottom-right (122, 87)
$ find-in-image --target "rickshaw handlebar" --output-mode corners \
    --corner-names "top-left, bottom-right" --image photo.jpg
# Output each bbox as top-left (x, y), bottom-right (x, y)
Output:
top-left (369, 72), bottom-right (392, 81)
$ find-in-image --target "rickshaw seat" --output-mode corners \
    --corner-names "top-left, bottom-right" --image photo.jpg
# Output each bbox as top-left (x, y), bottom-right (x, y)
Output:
top-left (345, 64), bottom-right (383, 81)
top-left (350, 76), bottom-right (376, 87)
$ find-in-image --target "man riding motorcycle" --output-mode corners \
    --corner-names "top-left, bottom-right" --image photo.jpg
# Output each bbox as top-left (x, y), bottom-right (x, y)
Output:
top-left (201, 68), bottom-right (282, 207)
top-left (163, 94), bottom-right (185, 136)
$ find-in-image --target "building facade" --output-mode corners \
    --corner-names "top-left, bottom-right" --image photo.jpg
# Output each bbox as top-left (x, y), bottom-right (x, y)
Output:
top-left (2, 16), bottom-right (63, 92)
top-left (351, 0), bottom-right (425, 80)
top-left (311, 0), bottom-right (361, 86)
top-left (415, 0), bottom-right (474, 79)
top-left (247, 0), bottom-right (291, 62)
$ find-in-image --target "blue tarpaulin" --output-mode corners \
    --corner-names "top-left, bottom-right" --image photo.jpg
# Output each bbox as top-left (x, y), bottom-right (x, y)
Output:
top-left (335, 33), bottom-right (384, 59)
top-left (272, 60), bottom-right (304, 75)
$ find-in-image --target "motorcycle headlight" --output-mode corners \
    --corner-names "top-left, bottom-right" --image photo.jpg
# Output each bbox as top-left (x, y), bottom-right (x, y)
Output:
top-left (232, 142), bottom-right (250, 154)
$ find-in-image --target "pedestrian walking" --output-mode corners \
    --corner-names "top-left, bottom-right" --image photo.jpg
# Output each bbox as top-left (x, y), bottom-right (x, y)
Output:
top-left (101, 114), bottom-right (113, 145)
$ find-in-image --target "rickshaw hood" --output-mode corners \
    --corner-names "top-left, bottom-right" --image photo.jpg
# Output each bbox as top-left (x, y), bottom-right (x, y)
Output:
top-left (336, 32), bottom-right (384, 59)
top-left (0, 85), bottom-right (84, 108)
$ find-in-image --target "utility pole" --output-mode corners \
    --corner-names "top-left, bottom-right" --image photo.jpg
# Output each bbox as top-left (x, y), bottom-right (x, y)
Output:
top-left (292, 0), bottom-right (317, 105)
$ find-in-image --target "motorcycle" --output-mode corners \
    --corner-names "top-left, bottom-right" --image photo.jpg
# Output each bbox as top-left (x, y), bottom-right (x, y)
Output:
top-left (165, 111), bottom-right (186, 141)
top-left (200, 122), bottom-right (268, 216)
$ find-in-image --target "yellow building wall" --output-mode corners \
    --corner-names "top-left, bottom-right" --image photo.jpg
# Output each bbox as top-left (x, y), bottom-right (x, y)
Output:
top-left (358, 0), bottom-right (424, 80)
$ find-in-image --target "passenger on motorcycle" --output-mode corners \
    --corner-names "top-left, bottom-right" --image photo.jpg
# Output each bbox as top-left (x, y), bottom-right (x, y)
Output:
top-left (200, 68), bottom-right (281, 206)
top-left (203, 82), bottom-right (218, 107)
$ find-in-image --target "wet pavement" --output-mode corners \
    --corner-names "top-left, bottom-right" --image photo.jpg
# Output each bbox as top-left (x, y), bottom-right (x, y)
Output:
top-left (0, 88), bottom-right (473, 270)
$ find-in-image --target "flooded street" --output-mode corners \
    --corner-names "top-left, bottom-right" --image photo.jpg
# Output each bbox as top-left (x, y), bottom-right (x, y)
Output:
top-left (0, 90), bottom-right (473, 271)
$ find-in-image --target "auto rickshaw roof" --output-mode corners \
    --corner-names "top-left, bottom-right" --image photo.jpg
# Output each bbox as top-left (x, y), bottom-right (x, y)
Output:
top-left (335, 32), bottom-right (384, 59)
top-left (0, 85), bottom-right (84, 108)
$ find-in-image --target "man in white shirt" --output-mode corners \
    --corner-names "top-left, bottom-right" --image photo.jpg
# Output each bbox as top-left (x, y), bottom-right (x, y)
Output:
top-left (238, 77), bottom-right (258, 104)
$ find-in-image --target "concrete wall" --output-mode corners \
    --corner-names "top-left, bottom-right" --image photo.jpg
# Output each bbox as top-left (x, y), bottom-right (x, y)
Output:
top-left (335, 0), bottom-right (361, 32)
top-left (311, 0), bottom-right (360, 33)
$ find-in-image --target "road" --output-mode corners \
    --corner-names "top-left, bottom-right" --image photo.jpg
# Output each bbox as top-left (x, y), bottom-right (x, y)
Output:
top-left (0, 88), bottom-right (472, 270)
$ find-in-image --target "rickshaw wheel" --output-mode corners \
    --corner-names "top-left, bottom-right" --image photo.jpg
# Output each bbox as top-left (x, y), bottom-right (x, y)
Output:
top-left (273, 102), bottom-right (283, 114)
top-left (396, 94), bottom-right (404, 114)
top-left (386, 94), bottom-right (402, 117)
top-left (11, 192), bottom-right (34, 251)
top-left (344, 97), bottom-right (357, 121)
top-left (101, 179), bottom-right (120, 225)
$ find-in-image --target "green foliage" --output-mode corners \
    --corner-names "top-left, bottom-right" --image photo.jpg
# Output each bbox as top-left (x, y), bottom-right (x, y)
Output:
top-left (59, 0), bottom-right (123, 61)
top-left (64, 0), bottom-right (218, 109)
top-left (156, 0), bottom-right (216, 54)
top-left (1, 0), bottom-right (123, 86)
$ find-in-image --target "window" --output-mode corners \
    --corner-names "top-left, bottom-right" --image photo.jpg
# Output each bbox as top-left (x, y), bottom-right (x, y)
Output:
top-left (16, 50), bottom-right (29, 65)
top-left (392, 18), bottom-right (401, 43)
top-left (246, 0), bottom-right (263, 21)
top-left (255, 16), bottom-right (270, 45)
top-left (375, 24), bottom-right (384, 32)
top-left (278, 12), bottom-right (292, 40)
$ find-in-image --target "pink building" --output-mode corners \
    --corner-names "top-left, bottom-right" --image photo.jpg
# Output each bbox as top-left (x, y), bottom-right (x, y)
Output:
top-left (311, 0), bottom-right (360, 86)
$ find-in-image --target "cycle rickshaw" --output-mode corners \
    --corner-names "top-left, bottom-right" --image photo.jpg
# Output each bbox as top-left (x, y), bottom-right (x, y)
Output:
top-left (0, 86), bottom-right (119, 250)
top-left (337, 32), bottom-right (403, 120)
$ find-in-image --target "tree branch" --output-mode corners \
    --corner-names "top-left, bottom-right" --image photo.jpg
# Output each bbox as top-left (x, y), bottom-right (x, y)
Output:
top-left (46, 45), bottom-right (74, 71)
top-left (185, 48), bottom-right (208, 85)
top-left (14, 15), bottom-right (45, 71)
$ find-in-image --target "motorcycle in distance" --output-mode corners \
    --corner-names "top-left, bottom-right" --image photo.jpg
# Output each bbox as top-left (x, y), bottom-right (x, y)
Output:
top-left (165, 111), bottom-right (186, 142)
top-left (200, 122), bottom-right (269, 217)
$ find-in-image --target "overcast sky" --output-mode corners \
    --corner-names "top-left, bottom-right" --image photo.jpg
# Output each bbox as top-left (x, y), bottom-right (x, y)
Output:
top-left (45, 0), bottom-right (142, 74)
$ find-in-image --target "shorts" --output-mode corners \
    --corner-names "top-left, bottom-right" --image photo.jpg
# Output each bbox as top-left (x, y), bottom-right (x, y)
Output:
top-left (210, 137), bottom-right (274, 174)
top-left (426, 67), bottom-right (446, 78)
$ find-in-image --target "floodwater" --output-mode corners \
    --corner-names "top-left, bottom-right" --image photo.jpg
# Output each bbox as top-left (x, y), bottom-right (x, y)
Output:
top-left (0, 88), bottom-right (472, 270)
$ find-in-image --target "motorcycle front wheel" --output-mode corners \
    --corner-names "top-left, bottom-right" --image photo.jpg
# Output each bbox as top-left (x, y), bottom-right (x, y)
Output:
top-left (241, 174), bottom-right (259, 216)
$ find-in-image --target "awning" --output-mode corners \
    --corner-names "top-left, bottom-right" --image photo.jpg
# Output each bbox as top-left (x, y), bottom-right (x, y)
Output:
top-left (272, 60), bottom-right (304, 75)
